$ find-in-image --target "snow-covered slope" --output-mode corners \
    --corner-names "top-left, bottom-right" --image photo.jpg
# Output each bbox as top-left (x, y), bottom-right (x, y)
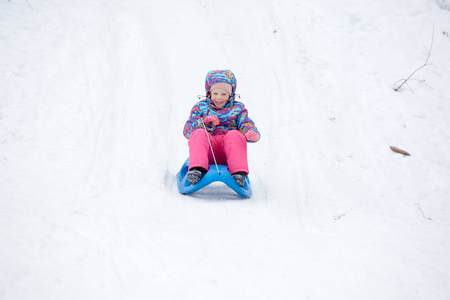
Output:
top-left (1, 0), bottom-right (450, 299)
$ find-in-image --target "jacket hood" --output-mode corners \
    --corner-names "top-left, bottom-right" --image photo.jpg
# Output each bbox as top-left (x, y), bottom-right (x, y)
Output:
top-left (205, 70), bottom-right (237, 96)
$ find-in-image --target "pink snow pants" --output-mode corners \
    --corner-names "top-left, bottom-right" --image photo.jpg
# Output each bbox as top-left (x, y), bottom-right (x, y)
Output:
top-left (188, 129), bottom-right (249, 175)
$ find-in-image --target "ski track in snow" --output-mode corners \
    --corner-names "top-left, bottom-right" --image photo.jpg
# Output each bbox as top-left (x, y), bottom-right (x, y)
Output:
top-left (1, 0), bottom-right (450, 299)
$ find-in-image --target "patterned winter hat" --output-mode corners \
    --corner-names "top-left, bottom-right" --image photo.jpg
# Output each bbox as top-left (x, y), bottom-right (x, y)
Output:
top-left (205, 70), bottom-right (237, 96)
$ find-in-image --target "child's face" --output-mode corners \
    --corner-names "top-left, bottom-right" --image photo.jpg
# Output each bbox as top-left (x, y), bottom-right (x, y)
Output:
top-left (210, 88), bottom-right (230, 108)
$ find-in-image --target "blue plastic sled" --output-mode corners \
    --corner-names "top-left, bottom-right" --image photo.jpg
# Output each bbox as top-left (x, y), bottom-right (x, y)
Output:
top-left (176, 158), bottom-right (252, 198)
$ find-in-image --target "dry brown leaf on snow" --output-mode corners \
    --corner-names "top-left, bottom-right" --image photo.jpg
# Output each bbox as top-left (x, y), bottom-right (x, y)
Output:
top-left (390, 146), bottom-right (411, 156)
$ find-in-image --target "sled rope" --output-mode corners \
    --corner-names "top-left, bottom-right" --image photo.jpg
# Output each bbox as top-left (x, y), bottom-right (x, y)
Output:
top-left (199, 119), bottom-right (220, 175)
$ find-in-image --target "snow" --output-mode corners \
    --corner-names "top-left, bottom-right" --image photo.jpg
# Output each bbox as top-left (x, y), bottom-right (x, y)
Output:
top-left (1, 0), bottom-right (450, 299)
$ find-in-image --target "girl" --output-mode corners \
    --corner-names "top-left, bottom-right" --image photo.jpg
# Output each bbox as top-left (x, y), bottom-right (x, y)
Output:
top-left (183, 70), bottom-right (260, 187)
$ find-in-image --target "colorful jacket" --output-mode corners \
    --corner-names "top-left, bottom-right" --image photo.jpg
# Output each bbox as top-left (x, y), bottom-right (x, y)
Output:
top-left (183, 98), bottom-right (260, 141)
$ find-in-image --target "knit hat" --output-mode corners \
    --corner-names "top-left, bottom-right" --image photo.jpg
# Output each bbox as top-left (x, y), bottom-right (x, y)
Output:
top-left (205, 70), bottom-right (237, 97)
top-left (210, 81), bottom-right (232, 96)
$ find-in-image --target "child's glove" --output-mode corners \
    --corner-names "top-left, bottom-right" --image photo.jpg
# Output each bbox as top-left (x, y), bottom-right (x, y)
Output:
top-left (245, 131), bottom-right (260, 142)
top-left (203, 115), bottom-right (220, 126)
top-left (198, 115), bottom-right (220, 131)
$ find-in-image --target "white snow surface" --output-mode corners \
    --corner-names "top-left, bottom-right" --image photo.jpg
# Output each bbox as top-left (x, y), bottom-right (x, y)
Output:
top-left (1, 0), bottom-right (450, 299)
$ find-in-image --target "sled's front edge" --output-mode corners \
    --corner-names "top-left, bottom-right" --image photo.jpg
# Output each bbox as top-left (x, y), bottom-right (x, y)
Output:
top-left (176, 159), bottom-right (252, 198)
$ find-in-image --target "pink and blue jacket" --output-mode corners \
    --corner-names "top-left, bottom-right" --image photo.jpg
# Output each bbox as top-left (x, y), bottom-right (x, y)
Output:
top-left (183, 97), bottom-right (260, 142)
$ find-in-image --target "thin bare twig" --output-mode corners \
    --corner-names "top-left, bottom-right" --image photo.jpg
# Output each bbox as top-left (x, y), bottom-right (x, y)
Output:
top-left (394, 24), bottom-right (435, 92)
top-left (334, 211), bottom-right (347, 220)
top-left (415, 203), bottom-right (432, 221)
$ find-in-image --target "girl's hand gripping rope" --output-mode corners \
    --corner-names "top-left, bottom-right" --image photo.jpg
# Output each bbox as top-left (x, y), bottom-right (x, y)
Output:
top-left (198, 115), bottom-right (220, 132)
top-left (203, 115), bottom-right (219, 126)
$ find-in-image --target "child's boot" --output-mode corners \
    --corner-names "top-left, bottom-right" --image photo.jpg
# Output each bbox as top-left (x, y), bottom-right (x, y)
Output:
top-left (187, 167), bottom-right (207, 185)
top-left (232, 172), bottom-right (246, 187)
